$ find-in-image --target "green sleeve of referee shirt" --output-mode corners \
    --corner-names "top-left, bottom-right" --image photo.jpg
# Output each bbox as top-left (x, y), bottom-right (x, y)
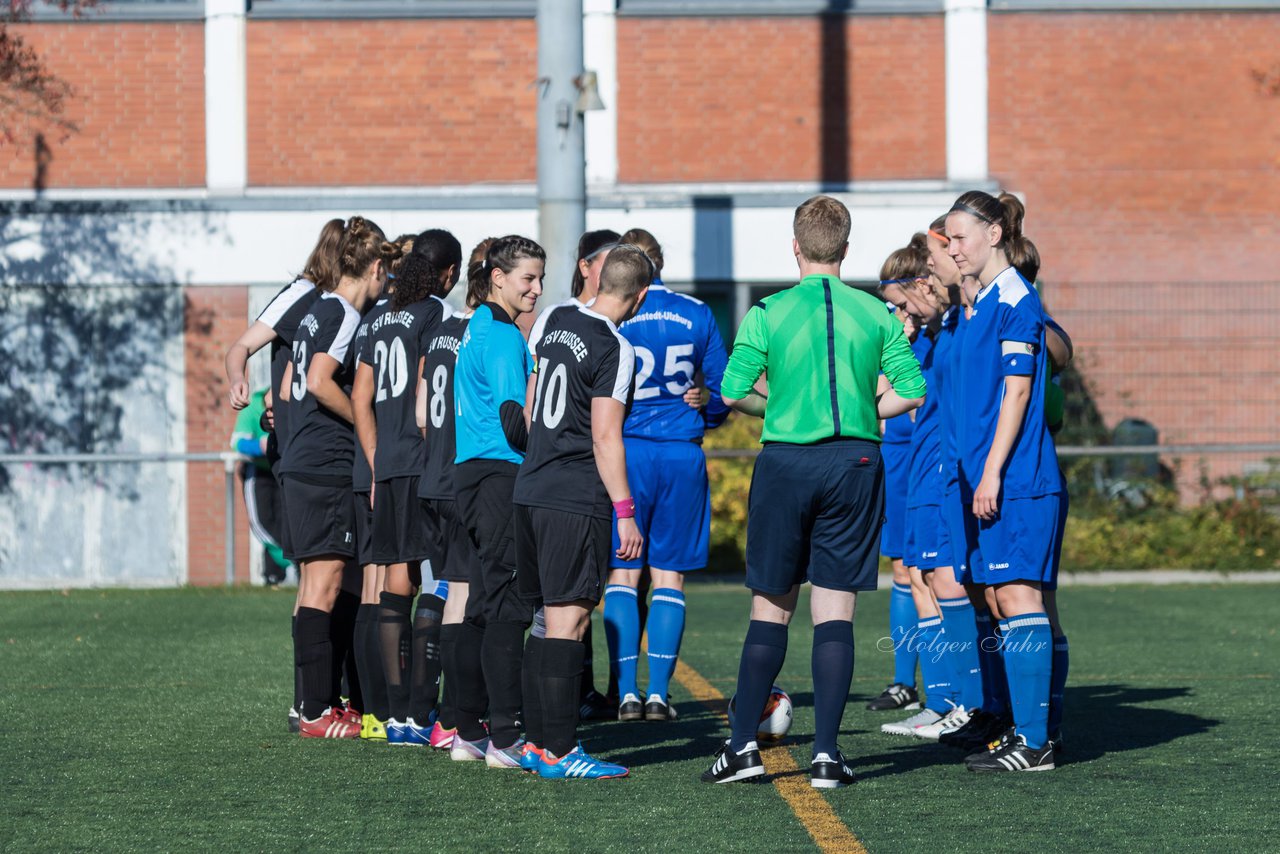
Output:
top-left (881, 321), bottom-right (927, 399)
top-left (720, 305), bottom-right (768, 401)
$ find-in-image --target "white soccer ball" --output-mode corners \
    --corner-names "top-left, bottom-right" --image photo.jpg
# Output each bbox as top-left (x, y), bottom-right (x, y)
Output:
top-left (727, 685), bottom-right (793, 741)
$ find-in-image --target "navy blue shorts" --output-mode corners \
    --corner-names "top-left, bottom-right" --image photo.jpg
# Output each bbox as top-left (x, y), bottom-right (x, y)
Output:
top-left (879, 440), bottom-right (910, 559)
top-left (904, 502), bottom-right (951, 571)
top-left (745, 440), bottom-right (884, 595)
top-left (611, 438), bottom-right (709, 572)
top-left (972, 493), bottom-right (1065, 591)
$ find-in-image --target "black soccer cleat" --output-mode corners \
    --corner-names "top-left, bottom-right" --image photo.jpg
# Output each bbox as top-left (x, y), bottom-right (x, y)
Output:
top-left (953, 712), bottom-right (1013, 753)
top-left (964, 726), bottom-right (1016, 764)
top-left (701, 739), bottom-right (766, 784)
top-left (810, 751), bottom-right (858, 789)
top-left (644, 695), bottom-right (679, 722)
top-left (617, 693), bottom-right (644, 722)
top-left (940, 708), bottom-right (1001, 748)
top-left (287, 706), bottom-right (300, 734)
top-left (966, 734), bottom-right (1056, 773)
top-left (865, 683), bottom-right (921, 711)
top-left (579, 689), bottom-right (616, 721)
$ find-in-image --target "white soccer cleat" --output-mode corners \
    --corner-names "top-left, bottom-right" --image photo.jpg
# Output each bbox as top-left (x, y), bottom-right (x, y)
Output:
top-left (880, 707), bottom-right (942, 736)
top-left (912, 705), bottom-right (971, 741)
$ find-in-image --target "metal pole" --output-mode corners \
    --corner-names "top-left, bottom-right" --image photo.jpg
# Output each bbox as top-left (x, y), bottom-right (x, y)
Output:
top-left (224, 454), bottom-right (236, 586)
top-left (536, 0), bottom-right (587, 307)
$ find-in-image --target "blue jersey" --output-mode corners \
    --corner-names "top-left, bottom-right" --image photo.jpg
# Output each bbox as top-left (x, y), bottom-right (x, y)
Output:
top-left (934, 306), bottom-right (965, 490)
top-left (905, 330), bottom-right (942, 509)
top-left (883, 334), bottom-right (930, 445)
top-left (956, 267), bottom-right (1064, 500)
top-left (454, 302), bottom-right (533, 465)
top-left (618, 284), bottom-right (730, 441)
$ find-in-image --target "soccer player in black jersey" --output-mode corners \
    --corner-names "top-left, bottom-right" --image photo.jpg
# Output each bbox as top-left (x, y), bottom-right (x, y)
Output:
top-left (277, 216), bottom-right (402, 739)
top-left (223, 217), bottom-right (342, 733)
top-left (414, 240), bottom-right (487, 751)
top-left (514, 243), bottom-right (651, 780)
top-left (353, 230), bottom-right (463, 746)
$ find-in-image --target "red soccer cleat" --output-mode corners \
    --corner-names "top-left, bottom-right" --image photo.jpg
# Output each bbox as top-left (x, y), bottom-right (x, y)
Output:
top-left (299, 707), bottom-right (360, 739)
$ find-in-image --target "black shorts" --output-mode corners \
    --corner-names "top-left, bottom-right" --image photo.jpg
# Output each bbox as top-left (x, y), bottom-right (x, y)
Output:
top-left (422, 497), bottom-right (479, 583)
top-left (455, 460), bottom-right (537, 626)
top-left (354, 490), bottom-right (374, 566)
top-left (372, 476), bottom-right (430, 565)
top-left (745, 440), bottom-right (884, 595)
top-left (515, 505), bottom-right (609, 607)
top-left (281, 476), bottom-right (357, 562)
top-left (272, 465), bottom-right (294, 559)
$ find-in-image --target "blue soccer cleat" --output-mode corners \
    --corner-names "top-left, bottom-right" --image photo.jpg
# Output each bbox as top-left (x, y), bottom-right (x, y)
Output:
top-left (537, 744), bottom-right (629, 780)
top-left (520, 743), bottom-right (544, 772)
top-left (395, 718), bottom-right (433, 747)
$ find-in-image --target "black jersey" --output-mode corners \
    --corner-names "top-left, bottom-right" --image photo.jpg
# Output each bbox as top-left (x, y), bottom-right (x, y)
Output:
top-left (257, 278), bottom-right (321, 459)
top-left (277, 292), bottom-right (361, 481)
top-left (363, 295), bottom-right (445, 481)
top-left (514, 305), bottom-right (635, 520)
top-left (417, 307), bottom-right (469, 500)
top-left (351, 296), bottom-right (390, 492)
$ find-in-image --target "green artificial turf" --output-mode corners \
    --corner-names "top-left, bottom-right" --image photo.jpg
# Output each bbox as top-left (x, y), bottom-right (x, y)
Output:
top-left (1, 583), bottom-right (1276, 852)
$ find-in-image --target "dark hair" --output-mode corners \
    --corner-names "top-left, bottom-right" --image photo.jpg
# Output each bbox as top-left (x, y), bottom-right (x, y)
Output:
top-left (299, 218), bottom-right (344, 292)
top-left (948, 190), bottom-right (1039, 281)
top-left (392, 229), bottom-right (463, 311)
top-left (598, 243), bottom-right (654, 301)
top-left (465, 235), bottom-right (545, 307)
top-left (337, 216), bottom-right (402, 280)
top-left (572, 229), bottom-right (621, 298)
top-left (465, 237), bottom-right (497, 309)
top-left (619, 228), bottom-right (664, 277)
top-left (878, 233), bottom-right (929, 293)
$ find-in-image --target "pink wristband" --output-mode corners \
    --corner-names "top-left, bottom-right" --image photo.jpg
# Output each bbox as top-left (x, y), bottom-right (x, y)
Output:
top-left (613, 498), bottom-right (636, 519)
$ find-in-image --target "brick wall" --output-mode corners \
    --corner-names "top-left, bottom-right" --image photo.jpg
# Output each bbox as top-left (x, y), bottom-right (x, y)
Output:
top-left (245, 19), bottom-right (537, 186)
top-left (989, 12), bottom-right (1280, 451)
top-left (184, 286), bottom-right (251, 586)
top-left (616, 15), bottom-right (946, 183)
top-left (0, 23), bottom-right (205, 189)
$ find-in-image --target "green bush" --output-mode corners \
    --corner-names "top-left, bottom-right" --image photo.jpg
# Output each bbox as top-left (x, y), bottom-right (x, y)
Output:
top-left (702, 417), bottom-right (1280, 572)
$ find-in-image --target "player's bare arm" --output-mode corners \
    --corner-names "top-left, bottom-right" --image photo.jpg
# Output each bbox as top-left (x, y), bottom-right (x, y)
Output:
top-left (592, 396), bottom-right (642, 561)
top-left (973, 373), bottom-right (1032, 520)
top-left (307, 351), bottom-right (355, 425)
top-left (224, 321), bottom-right (277, 409)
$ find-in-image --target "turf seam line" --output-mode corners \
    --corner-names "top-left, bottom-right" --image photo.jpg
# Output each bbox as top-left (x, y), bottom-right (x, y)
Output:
top-left (672, 657), bottom-right (868, 854)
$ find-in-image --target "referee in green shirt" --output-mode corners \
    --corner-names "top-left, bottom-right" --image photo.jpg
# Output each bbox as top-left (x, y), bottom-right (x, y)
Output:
top-left (702, 195), bottom-right (926, 789)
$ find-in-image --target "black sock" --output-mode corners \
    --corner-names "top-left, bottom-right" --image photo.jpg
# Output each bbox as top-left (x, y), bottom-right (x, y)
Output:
top-left (811, 620), bottom-right (854, 758)
top-left (482, 621), bottom-right (527, 750)
top-left (363, 604), bottom-right (390, 721)
top-left (522, 635), bottom-right (545, 747)
top-left (409, 594), bottom-right (446, 725)
top-left (540, 638), bottom-right (584, 758)
top-left (438, 623), bottom-right (461, 730)
top-left (730, 620), bottom-right (789, 752)
top-left (379, 591), bottom-right (414, 723)
top-left (331, 589), bottom-right (361, 711)
top-left (453, 618), bottom-right (489, 742)
top-left (353, 605), bottom-right (375, 716)
top-left (295, 607), bottom-right (333, 720)
top-left (292, 615), bottom-right (302, 712)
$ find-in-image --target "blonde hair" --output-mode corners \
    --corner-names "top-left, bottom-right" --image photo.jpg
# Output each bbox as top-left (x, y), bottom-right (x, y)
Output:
top-left (793, 195), bottom-right (850, 264)
top-left (619, 227), bottom-right (664, 276)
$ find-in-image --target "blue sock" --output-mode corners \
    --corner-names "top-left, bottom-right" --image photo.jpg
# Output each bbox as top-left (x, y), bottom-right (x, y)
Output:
top-left (1048, 635), bottom-right (1069, 737)
top-left (603, 585), bottom-right (640, 700)
top-left (916, 616), bottom-right (955, 713)
top-left (644, 588), bottom-right (686, 701)
top-left (975, 609), bottom-right (1009, 716)
top-left (890, 582), bottom-right (917, 686)
top-left (938, 596), bottom-right (983, 710)
top-left (1001, 613), bottom-right (1053, 750)
top-left (811, 620), bottom-right (854, 758)
top-left (730, 620), bottom-right (788, 752)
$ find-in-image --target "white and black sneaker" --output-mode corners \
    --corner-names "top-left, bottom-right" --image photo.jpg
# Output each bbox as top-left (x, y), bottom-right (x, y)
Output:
top-left (880, 707), bottom-right (942, 736)
top-left (618, 693), bottom-right (644, 722)
top-left (810, 751), bottom-right (857, 789)
top-left (287, 706), bottom-right (300, 734)
top-left (965, 726), bottom-right (1016, 763)
top-left (866, 682), bottom-right (921, 711)
top-left (966, 734), bottom-right (1056, 772)
top-left (701, 739), bottom-right (766, 784)
top-left (912, 704), bottom-right (970, 741)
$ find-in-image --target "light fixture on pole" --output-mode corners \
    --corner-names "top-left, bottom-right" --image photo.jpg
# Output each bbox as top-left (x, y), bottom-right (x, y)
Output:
top-left (574, 71), bottom-right (605, 114)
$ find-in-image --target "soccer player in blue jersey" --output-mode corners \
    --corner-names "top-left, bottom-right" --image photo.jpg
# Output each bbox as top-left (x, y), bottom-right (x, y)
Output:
top-left (601, 228), bottom-right (731, 723)
top-left (867, 272), bottom-right (923, 713)
top-left (451, 235), bottom-right (544, 767)
top-left (945, 191), bottom-right (1067, 772)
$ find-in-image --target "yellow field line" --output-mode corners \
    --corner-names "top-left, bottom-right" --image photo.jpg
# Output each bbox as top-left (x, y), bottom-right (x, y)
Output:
top-left (673, 658), bottom-right (868, 854)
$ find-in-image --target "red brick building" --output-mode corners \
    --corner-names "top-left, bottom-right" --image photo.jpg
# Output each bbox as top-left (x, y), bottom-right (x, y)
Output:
top-left (1, 0), bottom-right (1276, 586)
